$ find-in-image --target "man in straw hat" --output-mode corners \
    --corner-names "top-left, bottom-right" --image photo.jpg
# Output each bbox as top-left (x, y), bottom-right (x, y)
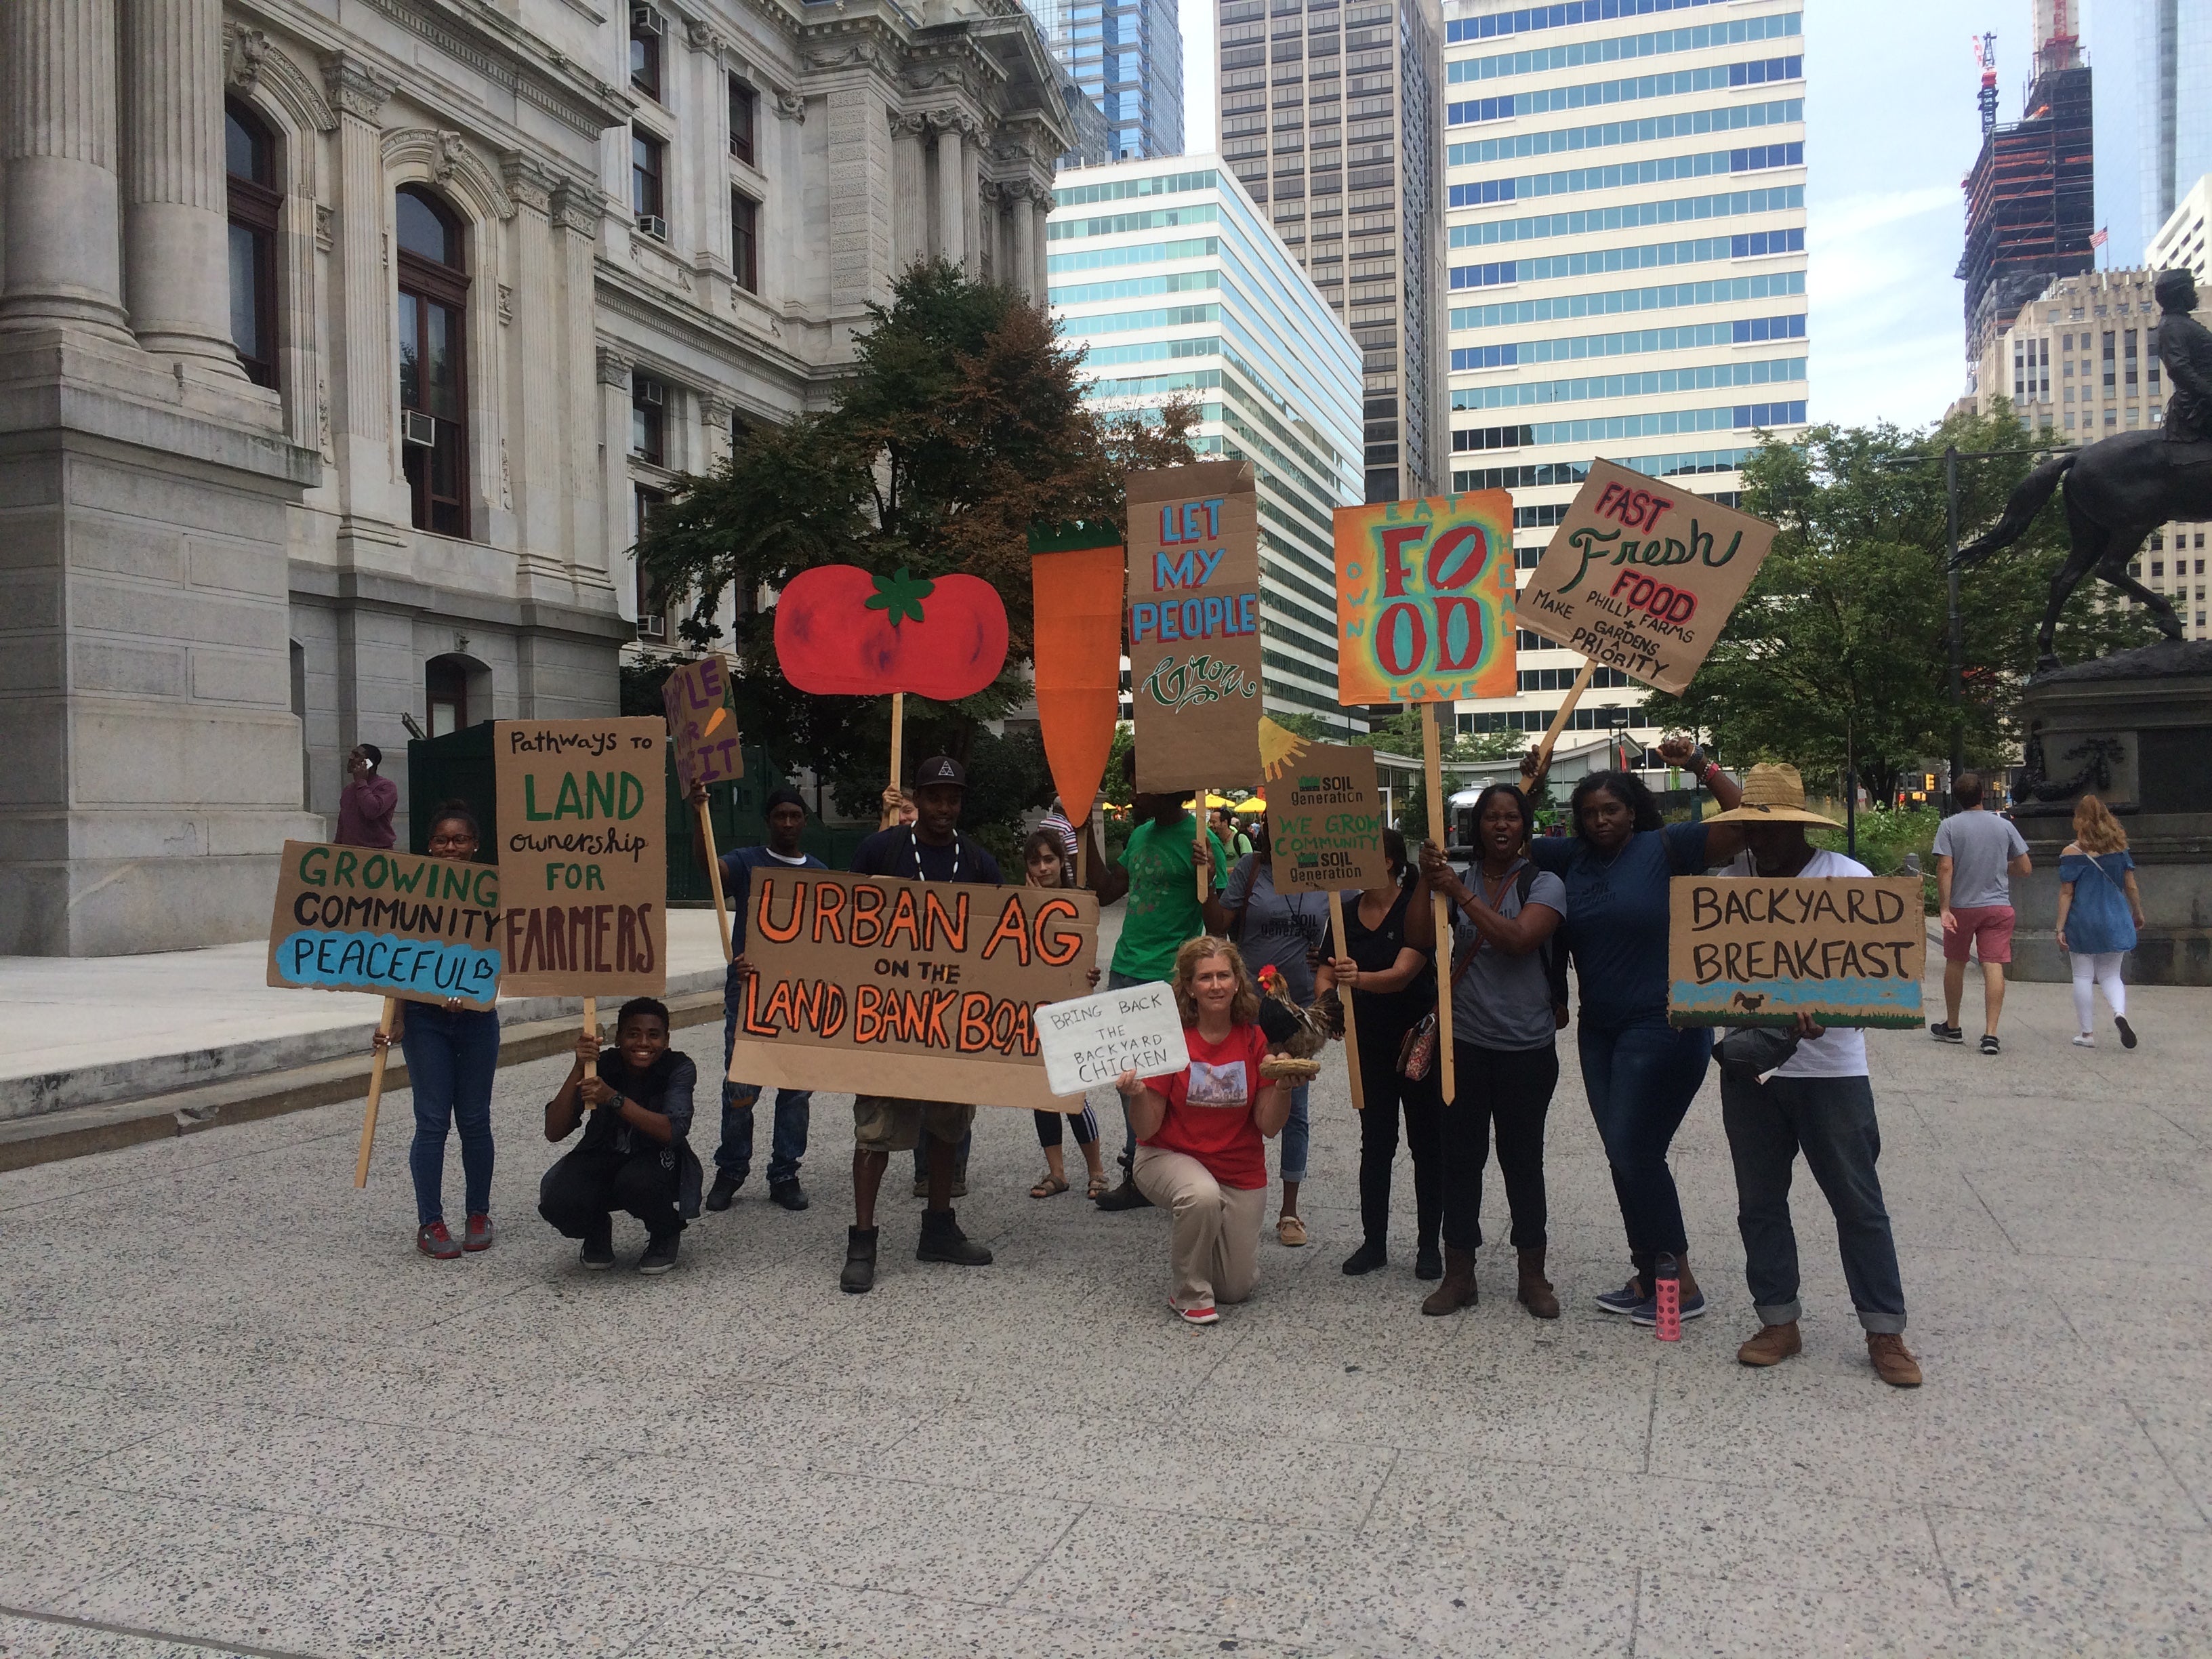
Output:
top-left (1706, 764), bottom-right (1921, 1389)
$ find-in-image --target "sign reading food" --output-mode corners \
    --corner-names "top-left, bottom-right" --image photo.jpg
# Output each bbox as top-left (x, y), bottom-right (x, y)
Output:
top-left (1260, 734), bottom-right (1386, 895)
top-left (661, 654), bottom-right (743, 790)
top-left (1035, 981), bottom-right (1190, 1098)
top-left (1667, 876), bottom-right (1927, 1029)
top-left (266, 840), bottom-right (501, 1008)
top-left (493, 718), bottom-right (668, 997)
top-left (1333, 491), bottom-right (1518, 705)
top-left (726, 870), bottom-right (1100, 1109)
top-left (1518, 458), bottom-right (1779, 695)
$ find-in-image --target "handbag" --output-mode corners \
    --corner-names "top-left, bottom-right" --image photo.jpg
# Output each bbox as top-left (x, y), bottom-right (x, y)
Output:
top-left (1396, 938), bottom-right (1478, 1082)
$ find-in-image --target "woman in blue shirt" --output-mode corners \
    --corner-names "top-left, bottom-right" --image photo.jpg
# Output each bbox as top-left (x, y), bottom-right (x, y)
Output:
top-left (2055, 794), bottom-right (2144, 1050)
top-left (1523, 741), bottom-right (1747, 1325)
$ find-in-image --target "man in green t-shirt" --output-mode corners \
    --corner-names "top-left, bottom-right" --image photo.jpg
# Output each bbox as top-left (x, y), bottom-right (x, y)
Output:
top-left (1086, 753), bottom-right (1229, 1210)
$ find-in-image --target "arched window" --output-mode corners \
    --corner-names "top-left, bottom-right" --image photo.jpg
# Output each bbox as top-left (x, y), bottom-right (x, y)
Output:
top-left (395, 184), bottom-right (470, 538)
top-left (224, 100), bottom-right (280, 388)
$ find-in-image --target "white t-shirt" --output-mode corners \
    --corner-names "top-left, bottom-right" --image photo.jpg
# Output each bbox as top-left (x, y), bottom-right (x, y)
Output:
top-left (1719, 848), bottom-right (1870, 1078)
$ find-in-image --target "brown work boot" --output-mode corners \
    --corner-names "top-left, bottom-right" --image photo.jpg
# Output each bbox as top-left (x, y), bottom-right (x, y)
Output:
top-left (1420, 1246), bottom-right (1477, 1315)
top-left (1736, 1319), bottom-right (1803, 1367)
top-left (1515, 1246), bottom-right (1560, 1319)
top-left (1867, 1332), bottom-right (1923, 1388)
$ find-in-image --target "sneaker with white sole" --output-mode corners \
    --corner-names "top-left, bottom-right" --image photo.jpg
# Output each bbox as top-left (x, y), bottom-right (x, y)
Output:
top-left (1631, 1288), bottom-right (1708, 1326)
top-left (2072, 1033), bottom-right (2095, 1048)
top-left (1929, 1021), bottom-right (1965, 1043)
top-left (1174, 1302), bottom-right (1220, 1326)
top-left (1595, 1277), bottom-right (1647, 1315)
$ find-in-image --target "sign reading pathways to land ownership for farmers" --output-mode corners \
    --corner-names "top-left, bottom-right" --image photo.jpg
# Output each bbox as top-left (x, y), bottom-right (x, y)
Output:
top-left (1262, 737), bottom-right (1386, 895)
top-left (1126, 461), bottom-right (1263, 792)
top-left (1519, 458), bottom-right (1780, 696)
top-left (494, 718), bottom-right (668, 998)
top-left (266, 840), bottom-right (501, 1009)
top-left (661, 655), bottom-right (743, 790)
top-left (1667, 876), bottom-right (1927, 1030)
top-left (1036, 981), bottom-right (1190, 1099)
top-left (1333, 492), bottom-right (1518, 705)
top-left (727, 870), bottom-right (1100, 1110)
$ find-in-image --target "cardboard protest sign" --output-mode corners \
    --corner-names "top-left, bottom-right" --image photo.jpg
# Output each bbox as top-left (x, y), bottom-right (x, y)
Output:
top-left (1333, 492), bottom-right (1517, 704)
top-left (1519, 458), bottom-right (1779, 695)
top-left (1029, 523), bottom-right (1126, 825)
top-left (266, 840), bottom-right (501, 1009)
top-left (1036, 980), bottom-right (1190, 1098)
top-left (1257, 731), bottom-right (1385, 895)
top-left (1668, 876), bottom-right (1927, 1029)
top-left (727, 870), bottom-right (1101, 1109)
top-left (1126, 462), bottom-right (1263, 792)
top-left (662, 655), bottom-right (743, 790)
top-left (493, 718), bottom-right (668, 997)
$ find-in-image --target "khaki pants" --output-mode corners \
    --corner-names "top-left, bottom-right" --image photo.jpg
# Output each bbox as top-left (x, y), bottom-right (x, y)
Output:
top-left (1133, 1145), bottom-right (1264, 1311)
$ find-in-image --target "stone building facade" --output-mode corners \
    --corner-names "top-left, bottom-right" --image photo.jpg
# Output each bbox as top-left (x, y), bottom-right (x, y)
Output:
top-left (0, 0), bottom-right (1076, 956)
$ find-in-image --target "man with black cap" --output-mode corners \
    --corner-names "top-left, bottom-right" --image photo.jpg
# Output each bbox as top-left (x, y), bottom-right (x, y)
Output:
top-left (687, 780), bottom-right (825, 1212)
top-left (840, 755), bottom-right (1004, 1292)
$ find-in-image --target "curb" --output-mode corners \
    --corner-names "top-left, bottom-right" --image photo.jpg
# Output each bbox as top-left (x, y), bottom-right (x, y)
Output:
top-left (0, 991), bottom-right (726, 1176)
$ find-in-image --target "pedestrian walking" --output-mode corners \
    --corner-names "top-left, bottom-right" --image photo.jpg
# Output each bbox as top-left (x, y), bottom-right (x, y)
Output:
top-left (1930, 771), bottom-right (2032, 1054)
top-left (335, 743), bottom-right (396, 849)
top-left (2055, 794), bottom-right (2144, 1050)
top-left (1023, 827), bottom-right (1107, 1198)
top-left (537, 999), bottom-right (699, 1275)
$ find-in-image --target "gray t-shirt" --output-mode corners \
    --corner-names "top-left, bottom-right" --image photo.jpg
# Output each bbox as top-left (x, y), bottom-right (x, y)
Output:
top-left (1448, 857), bottom-right (1567, 1052)
top-left (1932, 809), bottom-right (2028, 909)
top-left (1223, 856), bottom-right (1327, 1003)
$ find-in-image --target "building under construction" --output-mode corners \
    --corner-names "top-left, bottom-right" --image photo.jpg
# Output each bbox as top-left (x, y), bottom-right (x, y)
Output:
top-left (1956, 2), bottom-right (2095, 373)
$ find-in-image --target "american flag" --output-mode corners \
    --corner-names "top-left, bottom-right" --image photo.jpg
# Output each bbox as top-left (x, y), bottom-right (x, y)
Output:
top-left (2090, 227), bottom-right (2109, 249)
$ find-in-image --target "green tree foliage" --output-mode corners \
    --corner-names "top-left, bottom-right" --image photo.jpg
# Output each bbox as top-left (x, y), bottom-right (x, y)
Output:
top-left (1647, 405), bottom-right (2161, 803)
top-left (634, 261), bottom-right (1200, 823)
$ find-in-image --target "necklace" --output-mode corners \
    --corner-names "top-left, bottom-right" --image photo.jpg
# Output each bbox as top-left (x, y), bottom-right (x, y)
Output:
top-left (909, 826), bottom-right (959, 881)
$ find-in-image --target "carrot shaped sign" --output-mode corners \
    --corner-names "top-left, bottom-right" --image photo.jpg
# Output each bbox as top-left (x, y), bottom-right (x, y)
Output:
top-left (726, 871), bottom-right (1101, 1110)
top-left (1334, 493), bottom-right (1517, 705)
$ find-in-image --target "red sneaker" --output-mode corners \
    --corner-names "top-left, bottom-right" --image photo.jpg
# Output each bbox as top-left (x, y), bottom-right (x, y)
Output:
top-left (416, 1221), bottom-right (461, 1260)
top-left (464, 1213), bottom-right (494, 1252)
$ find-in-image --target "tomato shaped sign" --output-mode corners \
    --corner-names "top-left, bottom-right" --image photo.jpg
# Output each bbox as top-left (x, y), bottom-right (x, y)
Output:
top-left (774, 565), bottom-right (1010, 700)
top-left (1332, 493), bottom-right (1517, 705)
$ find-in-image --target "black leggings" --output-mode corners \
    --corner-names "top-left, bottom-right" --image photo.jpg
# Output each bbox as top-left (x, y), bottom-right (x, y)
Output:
top-left (1441, 1040), bottom-right (1559, 1252)
top-left (1355, 1031), bottom-right (1444, 1252)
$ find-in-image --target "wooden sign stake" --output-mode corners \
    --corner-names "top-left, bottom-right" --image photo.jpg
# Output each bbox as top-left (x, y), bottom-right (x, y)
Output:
top-left (353, 997), bottom-right (398, 1189)
top-left (1196, 790), bottom-right (1210, 901)
top-left (1327, 890), bottom-right (1366, 1113)
top-left (698, 795), bottom-right (733, 962)
top-left (1421, 704), bottom-right (1455, 1101)
top-left (581, 998), bottom-right (598, 1080)
top-left (888, 691), bottom-right (905, 804)
top-left (1532, 657), bottom-right (1601, 780)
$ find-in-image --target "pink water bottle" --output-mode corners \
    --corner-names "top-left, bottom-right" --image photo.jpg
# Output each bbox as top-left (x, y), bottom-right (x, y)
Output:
top-left (1654, 1252), bottom-right (1681, 1342)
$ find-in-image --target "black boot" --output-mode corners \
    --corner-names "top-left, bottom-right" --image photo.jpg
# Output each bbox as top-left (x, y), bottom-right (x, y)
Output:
top-left (1341, 1240), bottom-right (1388, 1275)
top-left (769, 1179), bottom-right (809, 1212)
top-left (916, 1208), bottom-right (992, 1266)
top-left (1094, 1174), bottom-right (1153, 1212)
top-left (840, 1226), bottom-right (879, 1294)
top-left (705, 1171), bottom-right (740, 1212)
top-left (1414, 1240), bottom-right (1444, 1282)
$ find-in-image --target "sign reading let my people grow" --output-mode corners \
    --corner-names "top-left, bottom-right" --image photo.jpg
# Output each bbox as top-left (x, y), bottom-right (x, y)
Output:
top-left (493, 718), bottom-right (668, 998)
top-left (1666, 875), bottom-right (1927, 1030)
top-left (266, 841), bottom-right (502, 1009)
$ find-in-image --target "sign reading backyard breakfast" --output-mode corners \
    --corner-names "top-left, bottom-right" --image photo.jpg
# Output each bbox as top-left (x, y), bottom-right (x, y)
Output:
top-left (1126, 460), bottom-right (1263, 792)
top-left (1258, 729), bottom-right (1386, 895)
top-left (726, 870), bottom-right (1101, 1110)
top-left (661, 654), bottom-right (743, 790)
top-left (1035, 981), bottom-right (1191, 1099)
top-left (493, 717), bottom-right (668, 997)
top-left (1518, 458), bottom-right (1780, 695)
top-left (1666, 876), bottom-right (1927, 1030)
top-left (265, 840), bottom-right (501, 1009)
top-left (1332, 491), bottom-right (1519, 705)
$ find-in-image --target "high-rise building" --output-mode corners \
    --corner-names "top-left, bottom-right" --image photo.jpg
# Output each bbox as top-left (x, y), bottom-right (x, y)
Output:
top-left (2146, 172), bottom-right (2212, 285)
top-left (1027, 0), bottom-right (1184, 160)
top-left (1439, 0), bottom-right (1809, 746)
top-left (1046, 158), bottom-right (1365, 724)
top-left (1214, 0), bottom-right (1446, 507)
top-left (2136, 0), bottom-right (2212, 244)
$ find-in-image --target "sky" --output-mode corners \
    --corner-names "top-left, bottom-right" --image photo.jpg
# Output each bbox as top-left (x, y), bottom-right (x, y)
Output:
top-left (1172, 0), bottom-right (2158, 437)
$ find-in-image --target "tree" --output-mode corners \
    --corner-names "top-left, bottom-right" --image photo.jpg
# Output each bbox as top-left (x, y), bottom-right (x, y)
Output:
top-left (635, 261), bottom-right (1200, 819)
top-left (1646, 405), bottom-right (2163, 803)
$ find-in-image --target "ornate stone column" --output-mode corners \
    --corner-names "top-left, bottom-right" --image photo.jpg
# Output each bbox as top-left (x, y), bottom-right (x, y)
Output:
top-left (0, 0), bottom-right (133, 340)
top-left (503, 157), bottom-right (565, 582)
top-left (1011, 183), bottom-right (1038, 301)
top-left (320, 54), bottom-right (397, 524)
top-left (1031, 194), bottom-right (1050, 301)
top-left (553, 176), bottom-right (611, 590)
top-left (933, 113), bottom-right (966, 272)
top-left (120, 0), bottom-right (241, 372)
top-left (890, 113), bottom-right (928, 272)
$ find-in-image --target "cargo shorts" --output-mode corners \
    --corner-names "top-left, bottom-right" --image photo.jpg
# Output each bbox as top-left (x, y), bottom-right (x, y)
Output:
top-left (852, 1095), bottom-right (976, 1153)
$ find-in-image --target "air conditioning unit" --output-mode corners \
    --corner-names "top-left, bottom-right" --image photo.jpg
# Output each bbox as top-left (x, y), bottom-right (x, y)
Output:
top-left (402, 410), bottom-right (436, 448)
top-left (637, 377), bottom-right (665, 407)
top-left (636, 612), bottom-right (668, 641)
top-left (635, 213), bottom-right (667, 241)
top-left (630, 5), bottom-right (663, 36)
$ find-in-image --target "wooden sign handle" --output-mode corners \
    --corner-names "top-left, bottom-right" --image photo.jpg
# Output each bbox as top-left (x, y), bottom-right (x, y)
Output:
top-left (699, 796), bottom-right (733, 962)
top-left (1196, 790), bottom-right (1209, 901)
top-left (1422, 705), bottom-right (1455, 1102)
top-left (1328, 890), bottom-right (1365, 1113)
top-left (1530, 658), bottom-right (1601, 781)
top-left (353, 997), bottom-right (398, 1189)
top-left (581, 997), bottom-right (598, 1080)
top-left (888, 691), bottom-right (905, 802)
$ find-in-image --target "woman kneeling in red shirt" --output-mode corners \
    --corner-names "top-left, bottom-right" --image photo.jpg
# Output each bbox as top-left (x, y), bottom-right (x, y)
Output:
top-left (1116, 937), bottom-right (1296, 1326)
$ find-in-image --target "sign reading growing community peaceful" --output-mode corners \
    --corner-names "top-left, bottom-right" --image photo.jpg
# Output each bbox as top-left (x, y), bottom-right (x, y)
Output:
top-left (726, 870), bottom-right (1099, 1110)
top-left (1126, 461), bottom-right (1263, 792)
top-left (1264, 740), bottom-right (1386, 895)
top-left (1667, 875), bottom-right (1927, 1030)
top-left (266, 840), bottom-right (501, 1009)
top-left (1518, 459), bottom-right (1779, 695)
top-left (1332, 492), bottom-right (1518, 705)
top-left (661, 654), bottom-right (743, 790)
top-left (1036, 981), bottom-right (1190, 1099)
top-left (493, 718), bottom-right (668, 998)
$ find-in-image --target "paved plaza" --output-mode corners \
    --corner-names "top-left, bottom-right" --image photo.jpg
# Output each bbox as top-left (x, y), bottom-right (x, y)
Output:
top-left (3, 962), bottom-right (2209, 1658)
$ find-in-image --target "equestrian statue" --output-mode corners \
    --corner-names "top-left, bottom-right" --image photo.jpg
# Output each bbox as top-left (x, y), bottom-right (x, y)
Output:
top-left (1953, 267), bottom-right (2210, 671)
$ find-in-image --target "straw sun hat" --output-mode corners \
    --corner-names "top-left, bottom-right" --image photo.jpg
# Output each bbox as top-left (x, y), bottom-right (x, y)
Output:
top-left (1701, 763), bottom-right (1837, 828)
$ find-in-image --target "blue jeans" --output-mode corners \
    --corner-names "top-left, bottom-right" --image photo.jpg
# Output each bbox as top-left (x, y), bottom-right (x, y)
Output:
top-left (1721, 1072), bottom-right (1907, 1334)
top-left (721, 977), bottom-right (808, 1186)
top-left (1576, 1015), bottom-right (1711, 1265)
top-left (401, 1003), bottom-right (499, 1226)
top-left (1277, 1081), bottom-right (1311, 1185)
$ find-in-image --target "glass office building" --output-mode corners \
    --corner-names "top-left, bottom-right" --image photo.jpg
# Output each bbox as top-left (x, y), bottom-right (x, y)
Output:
top-left (1026, 0), bottom-right (1184, 160)
top-left (1048, 159), bottom-right (1365, 722)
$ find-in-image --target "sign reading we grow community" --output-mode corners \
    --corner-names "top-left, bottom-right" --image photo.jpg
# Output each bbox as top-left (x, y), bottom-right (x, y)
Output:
top-left (266, 841), bottom-right (502, 1009)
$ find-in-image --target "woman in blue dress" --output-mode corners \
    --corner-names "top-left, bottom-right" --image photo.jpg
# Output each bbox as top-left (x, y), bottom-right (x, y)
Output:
top-left (2055, 794), bottom-right (2145, 1050)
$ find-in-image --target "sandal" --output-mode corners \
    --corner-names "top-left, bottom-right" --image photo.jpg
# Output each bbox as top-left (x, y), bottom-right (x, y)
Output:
top-left (1086, 1169), bottom-right (1111, 1200)
top-left (1030, 1172), bottom-right (1070, 1199)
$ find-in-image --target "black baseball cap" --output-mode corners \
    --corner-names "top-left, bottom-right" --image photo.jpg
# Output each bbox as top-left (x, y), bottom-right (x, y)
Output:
top-left (915, 756), bottom-right (966, 789)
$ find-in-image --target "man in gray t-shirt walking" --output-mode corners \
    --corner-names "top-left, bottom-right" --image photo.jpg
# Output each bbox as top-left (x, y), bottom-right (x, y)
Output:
top-left (1929, 772), bottom-right (2032, 1054)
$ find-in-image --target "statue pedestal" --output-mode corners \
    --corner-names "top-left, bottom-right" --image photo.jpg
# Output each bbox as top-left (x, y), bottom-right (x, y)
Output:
top-left (2006, 640), bottom-right (2212, 985)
